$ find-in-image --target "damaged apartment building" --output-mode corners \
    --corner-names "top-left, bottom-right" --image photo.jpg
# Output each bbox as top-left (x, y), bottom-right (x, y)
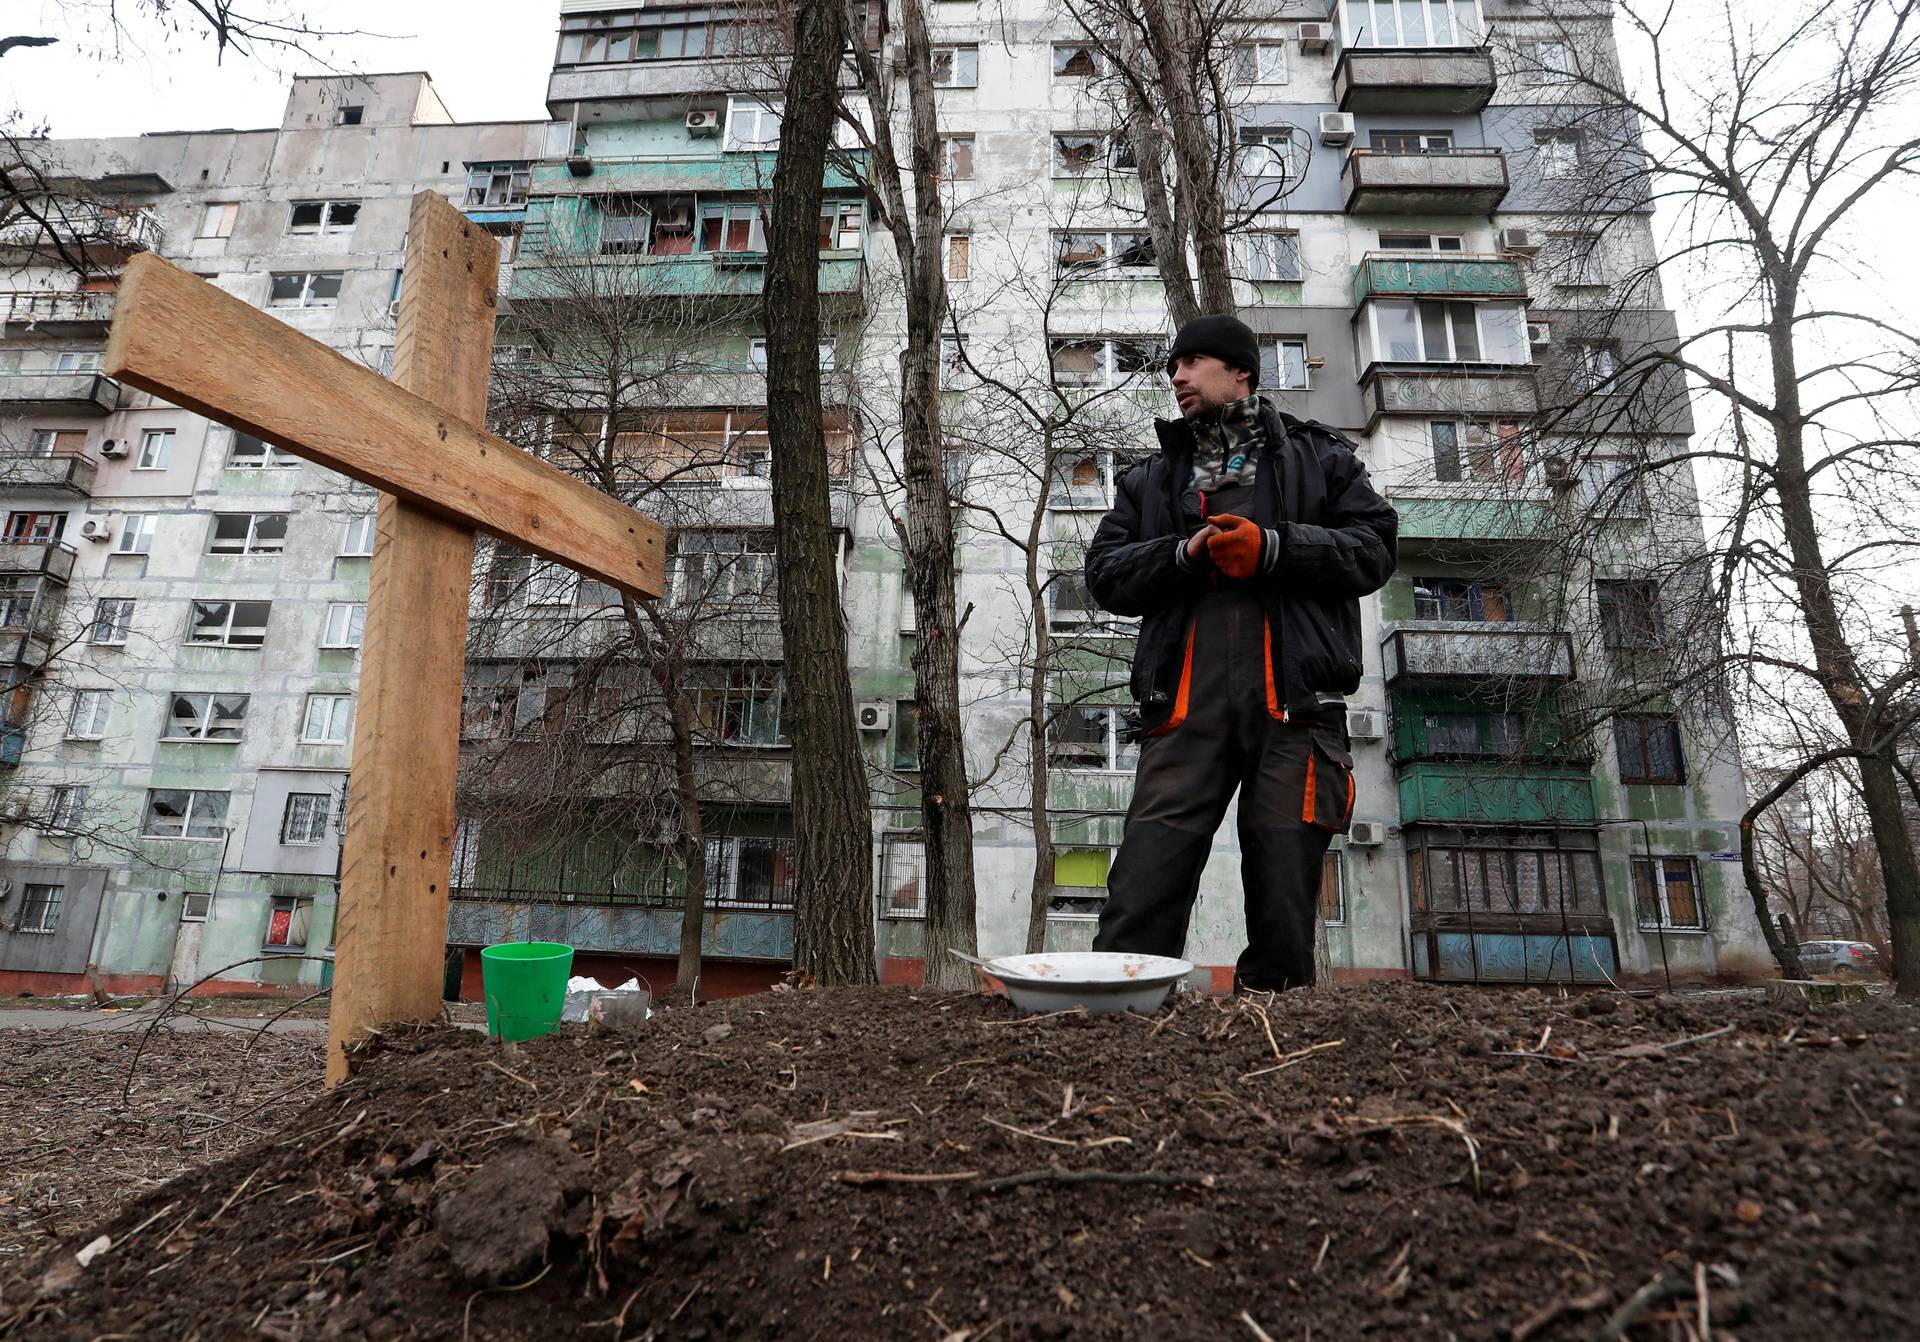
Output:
top-left (0, 0), bottom-right (1770, 996)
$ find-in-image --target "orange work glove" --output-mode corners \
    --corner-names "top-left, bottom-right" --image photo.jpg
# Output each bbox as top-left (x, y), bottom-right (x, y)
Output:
top-left (1204, 513), bottom-right (1264, 580)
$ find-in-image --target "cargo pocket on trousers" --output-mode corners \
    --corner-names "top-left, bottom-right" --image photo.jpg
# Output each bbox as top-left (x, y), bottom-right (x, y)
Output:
top-left (1301, 730), bottom-right (1356, 833)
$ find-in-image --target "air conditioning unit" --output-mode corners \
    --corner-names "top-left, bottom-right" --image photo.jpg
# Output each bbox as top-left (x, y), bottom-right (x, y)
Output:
top-left (98, 439), bottom-right (128, 459)
top-left (1528, 321), bottom-right (1553, 348)
top-left (1347, 820), bottom-right (1386, 847)
top-left (659, 203), bottom-right (694, 228)
top-left (1297, 22), bottom-right (1333, 52)
top-left (565, 152), bottom-right (594, 178)
top-left (0, 797), bottom-right (28, 821)
top-left (1317, 112), bottom-right (1356, 145)
top-left (78, 518), bottom-right (112, 543)
top-left (1346, 709), bottom-right (1383, 741)
top-left (857, 702), bottom-right (892, 733)
top-left (1499, 227), bottom-right (1538, 254)
top-left (685, 110), bottom-right (722, 137)
top-left (1543, 455), bottom-right (1576, 485)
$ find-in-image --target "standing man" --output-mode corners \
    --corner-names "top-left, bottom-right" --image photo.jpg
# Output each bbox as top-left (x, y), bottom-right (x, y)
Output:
top-left (1085, 314), bottom-right (1396, 992)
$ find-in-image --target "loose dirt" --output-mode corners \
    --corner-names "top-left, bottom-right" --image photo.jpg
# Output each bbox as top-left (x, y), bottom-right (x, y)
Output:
top-left (1, 982), bottom-right (1915, 1340)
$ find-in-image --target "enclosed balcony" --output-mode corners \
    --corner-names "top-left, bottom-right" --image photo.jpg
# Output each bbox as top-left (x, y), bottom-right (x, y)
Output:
top-left (1396, 760), bottom-right (1597, 825)
top-left (1334, 46), bottom-right (1496, 114)
top-left (0, 372), bottom-right (123, 416)
top-left (1342, 148), bottom-right (1508, 214)
top-left (0, 291), bottom-right (116, 329)
top-left (1351, 253), bottom-right (1527, 304)
top-left (1382, 625), bottom-right (1577, 684)
top-left (1360, 364), bottom-right (1538, 429)
top-left (0, 540), bottom-right (77, 583)
top-left (0, 447), bottom-right (99, 495)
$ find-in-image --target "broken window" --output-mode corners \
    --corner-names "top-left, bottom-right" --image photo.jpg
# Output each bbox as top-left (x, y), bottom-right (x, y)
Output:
top-left (188, 600), bottom-right (271, 648)
top-left (163, 692), bottom-right (249, 741)
top-left (143, 787), bottom-right (230, 839)
top-left (208, 513), bottom-right (289, 555)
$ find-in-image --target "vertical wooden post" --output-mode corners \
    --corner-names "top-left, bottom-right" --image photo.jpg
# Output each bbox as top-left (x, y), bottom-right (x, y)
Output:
top-left (325, 193), bottom-right (498, 1086)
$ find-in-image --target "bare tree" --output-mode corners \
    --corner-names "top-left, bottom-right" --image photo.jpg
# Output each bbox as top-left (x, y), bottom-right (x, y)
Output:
top-left (764, 0), bottom-right (876, 984)
top-left (1469, 0), bottom-right (1920, 991)
top-left (1061, 0), bottom-right (1309, 323)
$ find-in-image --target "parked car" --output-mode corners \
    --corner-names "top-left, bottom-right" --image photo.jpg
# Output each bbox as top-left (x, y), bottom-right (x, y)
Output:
top-left (1795, 940), bottom-right (1881, 977)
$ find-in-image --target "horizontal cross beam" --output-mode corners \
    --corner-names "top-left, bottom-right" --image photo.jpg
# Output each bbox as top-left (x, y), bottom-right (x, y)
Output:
top-left (104, 251), bottom-right (665, 598)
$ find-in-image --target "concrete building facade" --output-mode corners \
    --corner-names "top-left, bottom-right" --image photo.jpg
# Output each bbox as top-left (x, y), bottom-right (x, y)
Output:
top-left (0, 3), bottom-right (1772, 997)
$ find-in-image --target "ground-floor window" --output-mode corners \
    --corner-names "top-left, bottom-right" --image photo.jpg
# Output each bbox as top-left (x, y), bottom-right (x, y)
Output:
top-left (1319, 850), bottom-right (1345, 924)
top-left (264, 896), bottom-right (312, 951)
top-left (1407, 830), bottom-right (1605, 917)
top-left (705, 835), bottom-right (796, 909)
top-left (1631, 856), bottom-right (1704, 930)
top-left (879, 832), bottom-right (925, 919)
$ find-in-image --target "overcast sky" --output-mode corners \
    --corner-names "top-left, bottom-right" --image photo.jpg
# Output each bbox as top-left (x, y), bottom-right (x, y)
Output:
top-left (9, 1), bottom-right (559, 137)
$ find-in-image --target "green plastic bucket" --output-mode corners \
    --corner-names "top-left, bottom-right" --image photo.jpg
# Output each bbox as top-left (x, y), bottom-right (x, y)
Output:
top-left (480, 941), bottom-right (574, 1042)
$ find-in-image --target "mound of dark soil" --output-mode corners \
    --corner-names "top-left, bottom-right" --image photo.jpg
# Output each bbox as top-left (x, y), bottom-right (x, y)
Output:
top-left (3, 982), bottom-right (1916, 1340)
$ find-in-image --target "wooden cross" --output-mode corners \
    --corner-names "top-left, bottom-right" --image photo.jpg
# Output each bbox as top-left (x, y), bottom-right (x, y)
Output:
top-left (103, 193), bottom-right (666, 1084)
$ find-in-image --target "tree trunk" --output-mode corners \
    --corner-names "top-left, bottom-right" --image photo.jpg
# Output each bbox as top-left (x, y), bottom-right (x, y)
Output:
top-left (1122, 76), bottom-right (1202, 329)
top-left (893, 0), bottom-right (977, 989)
top-left (667, 691), bottom-right (708, 1004)
top-left (764, 0), bottom-right (875, 985)
top-left (1138, 0), bottom-right (1234, 313)
top-left (1024, 479), bottom-right (1056, 954)
top-left (1767, 301), bottom-right (1919, 995)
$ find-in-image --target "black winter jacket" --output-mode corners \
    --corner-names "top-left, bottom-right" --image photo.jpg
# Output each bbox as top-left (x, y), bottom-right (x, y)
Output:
top-left (1084, 399), bottom-right (1397, 733)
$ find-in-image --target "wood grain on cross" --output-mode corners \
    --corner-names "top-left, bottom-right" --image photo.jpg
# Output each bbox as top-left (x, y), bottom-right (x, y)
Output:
top-left (103, 192), bottom-right (666, 1085)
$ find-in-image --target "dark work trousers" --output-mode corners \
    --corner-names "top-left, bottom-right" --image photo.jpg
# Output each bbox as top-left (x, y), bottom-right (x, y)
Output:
top-left (1091, 530), bottom-right (1353, 992)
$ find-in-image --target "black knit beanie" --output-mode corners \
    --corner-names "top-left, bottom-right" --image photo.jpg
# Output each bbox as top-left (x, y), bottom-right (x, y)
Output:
top-left (1165, 313), bottom-right (1261, 389)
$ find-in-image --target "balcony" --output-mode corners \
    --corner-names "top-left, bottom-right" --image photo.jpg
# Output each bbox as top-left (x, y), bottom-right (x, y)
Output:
top-left (1352, 254), bottom-right (1527, 304)
top-left (546, 57), bottom-right (774, 111)
top-left (0, 372), bottom-right (124, 415)
top-left (0, 724), bottom-right (22, 767)
top-left (1396, 760), bottom-right (1598, 825)
top-left (1390, 496), bottom-right (1554, 554)
top-left (0, 450), bottom-right (98, 496)
top-left (1383, 625), bottom-right (1576, 684)
top-left (0, 203), bottom-right (164, 260)
top-left (1342, 148), bottom-right (1509, 215)
top-left (0, 291), bottom-right (116, 329)
top-left (448, 894), bottom-right (793, 960)
top-left (1334, 46), bottom-right (1497, 114)
top-left (1359, 363), bottom-right (1538, 429)
top-left (0, 628), bottom-right (54, 670)
top-left (528, 152), bottom-right (865, 198)
top-left (0, 540), bottom-right (77, 583)
top-left (510, 249), bottom-right (865, 305)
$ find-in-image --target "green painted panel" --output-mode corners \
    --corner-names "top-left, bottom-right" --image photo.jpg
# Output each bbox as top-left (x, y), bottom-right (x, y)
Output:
top-left (511, 250), bottom-right (863, 301)
top-left (531, 150), bottom-right (866, 196)
top-left (1389, 687), bottom-right (1582, 760)
top-left (1397, 761), bottom-right (1596, 824)
top-left (1352, 256), bottom-right (1528, 303)
top-left (1055, 847), bottom-right (1110, 887)
top-left (1392, 496), bottom-right (1552, 543)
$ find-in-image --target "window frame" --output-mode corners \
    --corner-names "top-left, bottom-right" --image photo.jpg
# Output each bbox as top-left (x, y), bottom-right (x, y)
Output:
top-left (280, 792), bottom-right (333, 846)
top-left (1319, 848), bottom-right (1347, 924)
top-left (1409, 575), bottom-right (1515, 623)
top-left (1236, 125), bottom-right (1300, 178)
top-left (17, 883), bottom-right (63, 933)
top-left (90, 597), bottom-right (135, 646)
top-left (463, 162), bottom-right (532, 208)
top-left (301, 692), bottom-right (353, 744)
top-left (340, 515), bottom-right (376, 557)
top-left (1233, 40), bottom-right (1290, 85)
top-left (113, 514), bottom-right (157, 555)
top-left (1595, 579), bottom-right (1664, 649)
top-left (1051, 43), bottom-right (1107, 80)
top-left (1049, 843), bottom-right (1114, 918)
top-left (66, 688), bottom-right (111, 740)
top-left (1052, 131), bottom-right (1135, 178)
top-left (320, 601), bottom-right (367, 650)
top-left (1632, 855), bottom-right (1705, 930)
top-left (1428, 418), bottom-right (1526, 484)
top-left (226, 431), bottom-right (299, 469)
top-left (944, 231), bottom-right (971, 282)
top-left (1048, 335), bottom-right (1167, 390)
top-left (1535, 130), bottom-right (1583, 178)
top-left (187, 598), bottom-right (273, 649)
top-left (133, 428), bottom-right (173, 471)
top-left (267, 271), bottom-right (344, 308)
top-left (198, 202), bottom-right (239, 239)
top-left (1340, 0), bottom-right (1485, 49)
top-left (1054, 229), bottom-right (1158, 279)
top-left (930, 45), bottom-right (979, 88)
top-left (1578, 456), bottom-right (1645, 519)
top-left (723, 96), bottom-right (783, 152)
top-left (1260, 337), bottom-right (1311, 391)
top-left (264, 894), bottom-right (314, 949)
top-left (938, 134), bottom-right (975, 181)
top-left (1614, 713), bottom-right (1686, 785)
top-left (1047, 702), bottom-right (1139, 772)
top-left (48, 784), bottom-right (88, 832)
top-left (285, 199), bottom-right (360, 236)
top-left (1245, 230), bottom-right (1303, 282)
top-left (207, 512), bottom-right (290, 557)
top-left (141, 787), bottom-right (230, 840)
top-left (161, 691), bottom-right (250, 743)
